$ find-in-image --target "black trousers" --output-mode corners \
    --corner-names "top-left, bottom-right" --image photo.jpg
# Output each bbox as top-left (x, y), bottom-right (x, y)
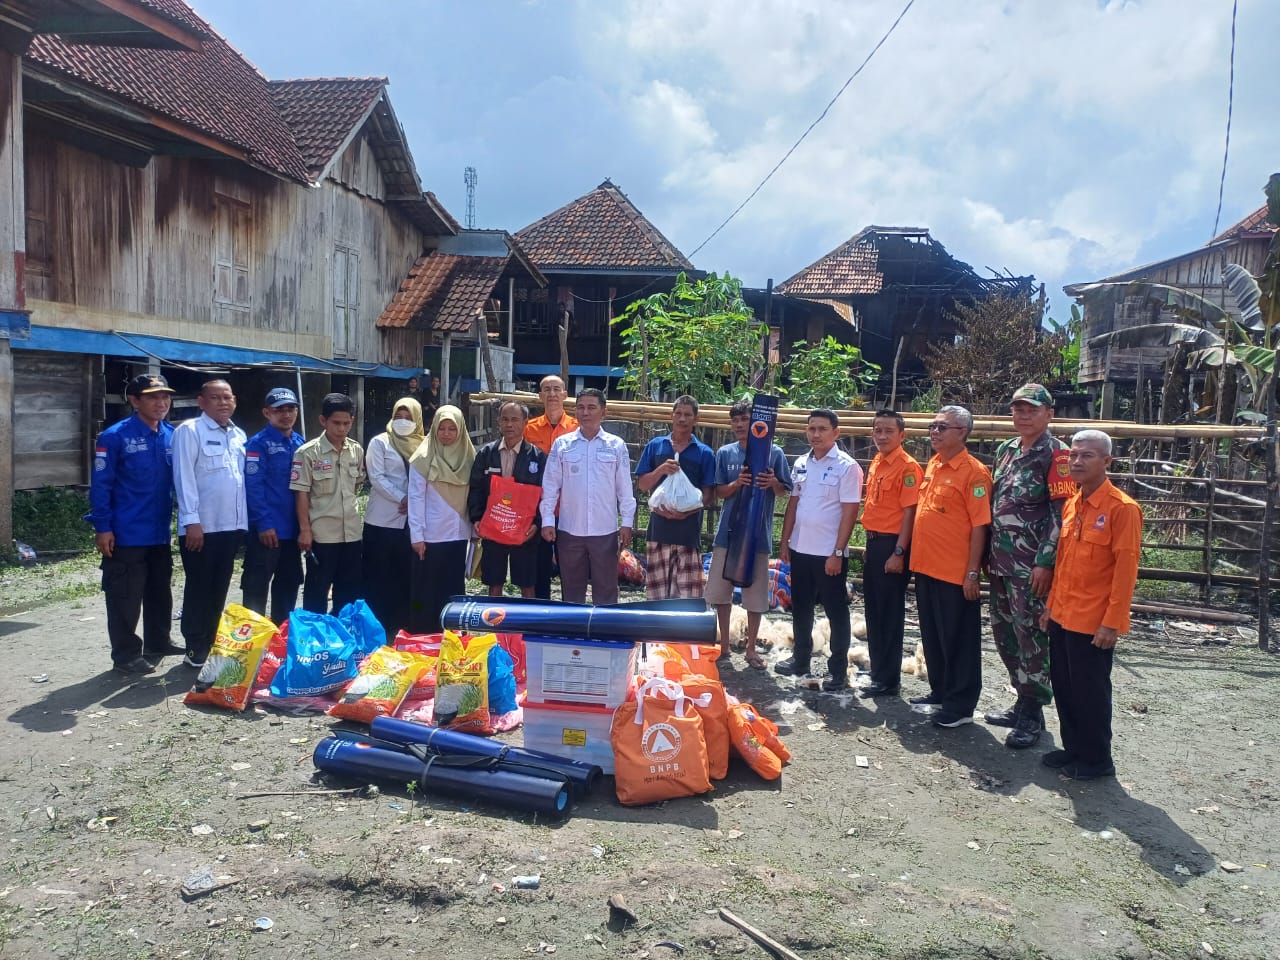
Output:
top-left (240, 534), bottom-right (303, 625)
top-left (863, 533), bottom-right (910, 688)
top-left (1048, 619), bottom-right (1114, 766)
top-left (179, 530), bottom-right (243, 659)
top-left (915, 573), bottom-right (982, 715)
top-left (101, 544), bottom-right (173, 665)
top-left (534, 534), bottom-right (556, 600)
top-left (362, 523), bottom-right (413, 638)
top-left (303, 540), bottom-right (363, 615)
top-left (409, 540), bottom-right (467, 634)
top-left (789, 550), bottom-right (851, 680)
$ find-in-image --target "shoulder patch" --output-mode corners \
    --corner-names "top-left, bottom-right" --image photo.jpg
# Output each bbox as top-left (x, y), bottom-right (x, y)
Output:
top-left (973, 485), bottom-right (986, 498)
top-left (904, 474), bottom-right (916, 487)
top-left (1049, 449), bottom-right (1074, 500)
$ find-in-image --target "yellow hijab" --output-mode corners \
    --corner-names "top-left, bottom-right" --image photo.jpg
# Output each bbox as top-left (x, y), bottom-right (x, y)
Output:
top-left (385, 396), bottom-right (425, 460)
top-left (409, 405), bottom-right (475, 518)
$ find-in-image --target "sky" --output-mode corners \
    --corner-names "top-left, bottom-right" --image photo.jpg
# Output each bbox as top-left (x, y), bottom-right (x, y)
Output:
top-left (196, 0), bottom-right (1278, 320)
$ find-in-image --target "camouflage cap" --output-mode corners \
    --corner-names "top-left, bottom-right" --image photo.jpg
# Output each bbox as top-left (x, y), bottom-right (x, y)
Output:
top-left (1010, 383), bottom-right (1054, 407)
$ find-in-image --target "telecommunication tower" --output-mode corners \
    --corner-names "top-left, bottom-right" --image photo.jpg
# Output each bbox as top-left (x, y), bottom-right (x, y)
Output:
top-left (464, 166), bottom-right (477, 229)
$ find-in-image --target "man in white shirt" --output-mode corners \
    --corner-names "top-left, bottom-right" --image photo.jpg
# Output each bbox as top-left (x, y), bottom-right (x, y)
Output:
top-left (778, 408), bottom-right (862, 690)
top-left (540, 388), bottom-right (636, 604)
top-left (172, 379), bottom-right (247, 667)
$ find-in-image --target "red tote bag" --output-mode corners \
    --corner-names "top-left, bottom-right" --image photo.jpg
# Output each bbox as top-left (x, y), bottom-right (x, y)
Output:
top-left (476, 474), bottom-right (541, 546)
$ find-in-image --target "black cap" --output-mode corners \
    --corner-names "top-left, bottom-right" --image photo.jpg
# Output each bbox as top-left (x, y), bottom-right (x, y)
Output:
top-left (126, 374), bottom-right (175, 396)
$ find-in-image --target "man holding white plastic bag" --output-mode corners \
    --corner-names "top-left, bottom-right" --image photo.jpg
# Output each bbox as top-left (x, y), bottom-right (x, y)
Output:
top-left (636, 396), bottom-right (716, 600)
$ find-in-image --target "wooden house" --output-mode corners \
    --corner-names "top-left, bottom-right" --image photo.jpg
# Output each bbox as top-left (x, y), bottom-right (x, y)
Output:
top-left (777, 226), bottom-right (1035, 396)
top-left (376, 229), bottom-right (546, 400)
top-left (1, 0), bottom-right (468, 518)
top-left (1063, 206), bottom-right (1276, 414)
top-left (511, 179), bottom-right (695, 393)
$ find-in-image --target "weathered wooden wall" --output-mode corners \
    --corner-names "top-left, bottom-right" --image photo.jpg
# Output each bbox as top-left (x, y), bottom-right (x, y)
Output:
top-left (23, 130), bottom-right (426, 364)
top-left (1079, 238), bottom-right (1273, 384)
top-left (12, 350), bottom-right (86, 489)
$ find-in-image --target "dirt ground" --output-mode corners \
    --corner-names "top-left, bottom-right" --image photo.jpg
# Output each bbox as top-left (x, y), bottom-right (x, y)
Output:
top-left (1, 568), bottom-right (1278, 960)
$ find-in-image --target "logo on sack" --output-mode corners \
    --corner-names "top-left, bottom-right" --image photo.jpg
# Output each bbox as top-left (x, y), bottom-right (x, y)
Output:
top-left (480, 608), bottom-right (506, 627)
top-left (750, 420), bottom-right (769, 439)
top-left (642, 723), bottom-right (682, 763)
top-left (233, 623), bottom-right (253, 641)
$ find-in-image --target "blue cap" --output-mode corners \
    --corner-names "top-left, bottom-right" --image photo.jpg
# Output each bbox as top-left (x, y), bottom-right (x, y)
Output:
top-left (265, 387), bottom-right (299, 408)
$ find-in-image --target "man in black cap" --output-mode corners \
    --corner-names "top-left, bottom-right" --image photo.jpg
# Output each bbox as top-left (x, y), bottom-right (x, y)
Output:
top-left (88, 374), bottom-right (182, 674)
top-left (241, 387), bottom-right (306, 623)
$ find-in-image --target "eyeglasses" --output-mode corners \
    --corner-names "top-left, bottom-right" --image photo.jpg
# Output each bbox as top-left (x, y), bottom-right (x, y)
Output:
top-left (928, 422), bottom-right (962, 432)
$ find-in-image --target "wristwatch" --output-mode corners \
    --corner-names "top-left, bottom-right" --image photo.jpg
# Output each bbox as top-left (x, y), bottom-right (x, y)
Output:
top-left (832, 548), bottom-right (848, 558)
top-left (966, 570), bottom-right (980, 581)
top-left (893, 545), bottom-right (905, 557)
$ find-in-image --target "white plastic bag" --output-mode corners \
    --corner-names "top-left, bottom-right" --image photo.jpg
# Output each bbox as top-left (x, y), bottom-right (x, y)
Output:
top-left (648, 455), bottom-right (704, 513)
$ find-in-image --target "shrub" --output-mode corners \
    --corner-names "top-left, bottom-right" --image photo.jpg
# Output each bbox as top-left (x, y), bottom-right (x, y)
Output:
top-left (12, 487), bottom-right (94, 553)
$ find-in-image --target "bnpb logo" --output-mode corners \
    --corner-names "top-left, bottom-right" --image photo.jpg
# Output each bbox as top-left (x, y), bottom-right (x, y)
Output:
top-left (750, 420), bottom-right (769, 438)
top-left (641, 723), bottom-right (682, 763)
top-left (480, 607), bottom-right (506, 627)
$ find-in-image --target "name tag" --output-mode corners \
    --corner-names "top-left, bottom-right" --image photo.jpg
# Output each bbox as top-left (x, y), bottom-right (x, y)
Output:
top-left (314, 458), bottom-right (334, 473)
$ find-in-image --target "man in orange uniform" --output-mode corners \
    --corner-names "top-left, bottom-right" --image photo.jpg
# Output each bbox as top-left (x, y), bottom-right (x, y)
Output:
top-left (1040, 429), bottom-right (1142, 780)
top-left (524, 375), bottom-right (579, 599)
top-left (909, 405), bottom-right (992, 728)
top-left (857, 409), bottom-right (924, 698)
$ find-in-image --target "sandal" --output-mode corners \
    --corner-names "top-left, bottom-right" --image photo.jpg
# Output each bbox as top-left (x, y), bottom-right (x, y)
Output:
top-left (745, 652), bottom-right (767, 670)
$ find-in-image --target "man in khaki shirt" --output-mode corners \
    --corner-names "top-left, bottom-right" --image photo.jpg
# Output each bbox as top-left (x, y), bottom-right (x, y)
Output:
top-left (290, 393), bottom-right (366, 613)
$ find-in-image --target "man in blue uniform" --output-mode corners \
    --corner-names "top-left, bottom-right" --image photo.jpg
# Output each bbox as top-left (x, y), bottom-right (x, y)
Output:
top-left (88, 374), bottom-right (180, 674)
top-left (240, 387), bottom-right (305, 623)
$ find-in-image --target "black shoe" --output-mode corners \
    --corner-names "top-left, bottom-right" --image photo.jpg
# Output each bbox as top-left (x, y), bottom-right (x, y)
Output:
top-left (144, 643), bottom-right (188, 660)
top-left (113, 656), bottom-right (157, 675)
top-left (1061, 760), bottom-right (1116, 780)
top-left (1005, 708), bottom-right (1044, 749)
top-left (182, 653), bottom-right (207, 669)
top-left (908, 693), bottom-right (941, 706)
top-left (984, 702), bottom-right (1020, 727)
top-left (931, 710), bottom-right (974, 728)
top-left (859, 682), bottom-right (900, 699)
top-left (1041, 749), bottom-right (1076, 769)
top-left (821, 676), bottom-right (848, 692)
top-left (774, 657), bottom-right (806, 677)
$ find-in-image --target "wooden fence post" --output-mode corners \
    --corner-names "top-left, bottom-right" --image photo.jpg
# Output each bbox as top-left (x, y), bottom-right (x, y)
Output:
top-left (1258, 347), bottom-right (1280, 652)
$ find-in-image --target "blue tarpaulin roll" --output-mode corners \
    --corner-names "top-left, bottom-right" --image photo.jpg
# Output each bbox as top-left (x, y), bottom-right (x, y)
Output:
top-left (440, 596), bottom-right (716, 645)
top-left (370, 717), bottom-right (603, 797)
top-left (313, 737), bottom-right (573, 816)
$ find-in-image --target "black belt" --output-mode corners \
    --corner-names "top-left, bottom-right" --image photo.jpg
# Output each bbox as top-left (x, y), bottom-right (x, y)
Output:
top-left (866, 531), bottom-right (897, 539)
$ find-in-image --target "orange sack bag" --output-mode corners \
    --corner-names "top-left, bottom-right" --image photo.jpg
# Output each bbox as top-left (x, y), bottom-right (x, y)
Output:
top-left (726, 700), bottom-right (787, 781)
top-left (611, 677), bottom-right (712, 806)
top-left (678, 674), bottom-right (730, 780)
top-left (663, 643), bottom-right (720, 682)
top-left (638, 643), bottom-right (689, 681)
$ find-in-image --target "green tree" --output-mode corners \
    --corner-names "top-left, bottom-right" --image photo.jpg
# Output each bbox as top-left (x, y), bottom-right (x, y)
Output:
top-left (783, 336), bottom-right (880, 408)
top-left (613, 272), bottom-right (762, 402)
top-left (923, 294), bottom-right (1064, 414)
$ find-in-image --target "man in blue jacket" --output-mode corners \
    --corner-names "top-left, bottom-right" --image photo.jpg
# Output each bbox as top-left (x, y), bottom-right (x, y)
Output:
top-left (88, 374), bottom-right (180, 674)
top-left (240, 387), bottom-right (306, 623)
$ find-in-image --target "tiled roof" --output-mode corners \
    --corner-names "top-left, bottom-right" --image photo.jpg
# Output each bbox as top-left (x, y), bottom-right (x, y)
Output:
top-left (377, 254), bottom-right (509, 333)
top-left (777, 232), bottom-right (886, 297)
top-left (268, 78), bottom-right (386, 177)
top-left (28, 18), bottom-right (313, 183)
top-left (516, 179), bottom-right (693, 271)
top-left (131, 0), bottom-right (212, 36)
top-left (1209, 205), bottom-right (1276, 245)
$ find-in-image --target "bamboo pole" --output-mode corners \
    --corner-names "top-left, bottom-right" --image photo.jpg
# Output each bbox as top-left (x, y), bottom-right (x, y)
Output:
top-left (470, 393), bottom-right (1266, 441)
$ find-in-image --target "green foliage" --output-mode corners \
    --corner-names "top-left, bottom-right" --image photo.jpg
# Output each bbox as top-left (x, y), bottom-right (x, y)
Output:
top-left (12, 487), bottom-right (94, 553)
top-left (782, 336), bottom-right (880, 409)
top-left (910, 381), bottom-right (942, 414)
top-left (1044, 303), bottom-right (1082, 388)
top-left (613, 272), bottom-right (763, 402)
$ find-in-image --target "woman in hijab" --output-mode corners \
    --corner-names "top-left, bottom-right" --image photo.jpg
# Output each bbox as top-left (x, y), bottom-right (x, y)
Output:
top-left (362, 396), bottom-right (423, 637)
top-left (408, 404), bottom-right (476, 633)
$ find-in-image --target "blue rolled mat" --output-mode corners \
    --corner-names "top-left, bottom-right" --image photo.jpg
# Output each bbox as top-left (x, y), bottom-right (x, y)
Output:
top-left (440, 595), bottom-right (716, 645)
top-left (370, 716), bottom-right (602, 797)
top-left (313, 737), bottom-right (573, 816)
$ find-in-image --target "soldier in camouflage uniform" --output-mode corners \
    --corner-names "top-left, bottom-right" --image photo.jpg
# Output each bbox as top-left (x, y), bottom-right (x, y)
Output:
top-left (984, 383), bottom-right (1073, 748)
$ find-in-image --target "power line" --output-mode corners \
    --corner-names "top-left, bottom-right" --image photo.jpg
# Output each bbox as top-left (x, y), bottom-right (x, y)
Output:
top-left (687, 0), bottom-right (916, 260)
top-left (1211, 0), bottom-right (1238, 240)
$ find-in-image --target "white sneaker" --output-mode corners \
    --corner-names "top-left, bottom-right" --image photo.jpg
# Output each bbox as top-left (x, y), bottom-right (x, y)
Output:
top-left (182, 653), bottom-right (206, 668)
